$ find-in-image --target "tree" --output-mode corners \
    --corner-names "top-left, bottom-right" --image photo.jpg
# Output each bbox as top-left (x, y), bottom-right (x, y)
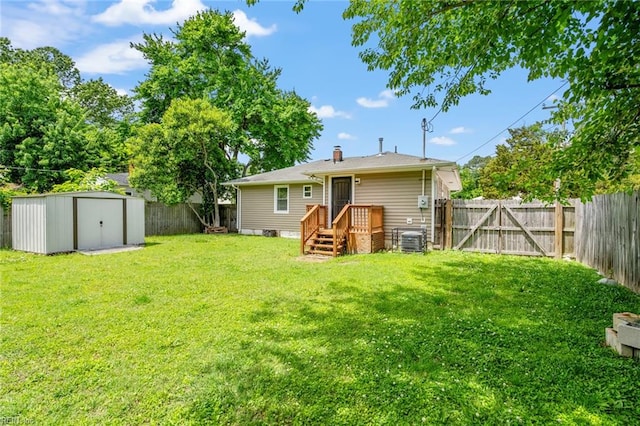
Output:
top-left (128, 99), bottom-right (235, 228)
top-left (452, 155), bottom-right (491, 199)
top-left (72, 78), bottom-right (135, 172)
top-left (476, 124), bottom-right (587, 200)
top-left (132, 10), bottom-right (322, 176)
top-left (51, 168), bottom-right (122, 194)
top-left (277, 1), bottom-right (639, 198)
top-left (0, 38), bottom-right (134, 191)
top-left (0, 62), bottom-right (89, 191)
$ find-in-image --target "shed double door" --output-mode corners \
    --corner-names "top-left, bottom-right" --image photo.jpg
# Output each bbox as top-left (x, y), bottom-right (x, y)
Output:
top-left (76, 198), bottom-right (125, 250)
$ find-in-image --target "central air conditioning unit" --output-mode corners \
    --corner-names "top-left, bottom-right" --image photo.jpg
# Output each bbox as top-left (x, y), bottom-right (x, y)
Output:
top-left (401, 231), bottom-right (424, 253)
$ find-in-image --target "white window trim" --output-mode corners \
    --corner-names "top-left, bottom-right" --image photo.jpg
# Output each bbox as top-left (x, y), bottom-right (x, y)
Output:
top-left (303, 184), bottom-right (313, 199)
top-left (274, 185), bottom-right (289, 214)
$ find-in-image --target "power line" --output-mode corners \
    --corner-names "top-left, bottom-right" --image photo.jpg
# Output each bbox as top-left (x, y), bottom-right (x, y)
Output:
top-left (1, 165), bottom-right (79, 174)
top-left (454, 80), bottom-right (569, 163)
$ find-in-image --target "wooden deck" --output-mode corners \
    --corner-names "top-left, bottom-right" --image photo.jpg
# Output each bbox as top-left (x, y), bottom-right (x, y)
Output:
top-left (300, 204), bottom-right (384, 257)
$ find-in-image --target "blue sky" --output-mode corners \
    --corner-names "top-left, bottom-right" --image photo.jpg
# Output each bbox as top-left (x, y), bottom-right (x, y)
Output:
top-left (1, 0), bottom-right (567, 165)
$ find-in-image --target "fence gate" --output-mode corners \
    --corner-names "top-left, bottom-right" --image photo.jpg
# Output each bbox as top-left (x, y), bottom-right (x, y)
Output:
top-left (450, 199), bottom-right (571, 257)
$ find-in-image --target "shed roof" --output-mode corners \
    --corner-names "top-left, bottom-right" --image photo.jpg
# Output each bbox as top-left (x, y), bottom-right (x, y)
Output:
top-left (12, 191), bottom-right (138, 200)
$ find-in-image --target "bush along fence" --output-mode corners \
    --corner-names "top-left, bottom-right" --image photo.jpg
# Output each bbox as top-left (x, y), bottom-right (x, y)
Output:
top-left (435, 192), bottom-right (639, 293)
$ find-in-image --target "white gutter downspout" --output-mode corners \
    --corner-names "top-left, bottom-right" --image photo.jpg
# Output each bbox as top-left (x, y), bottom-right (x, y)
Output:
top-left (233, 185), bottom-right (241, 232)
top-left (431, 166), bottom-right (437, 244)
top-left (322, 176), bottom-right (326, 206)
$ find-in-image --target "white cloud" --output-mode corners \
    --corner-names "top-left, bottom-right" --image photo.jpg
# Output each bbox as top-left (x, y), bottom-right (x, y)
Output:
top-left (92, 1), bottom-right (276, 37)
top-left (28, 0), bottom-right (87, 16)
top-left (430, 136), bottom-right (456, 146)
top-left (3, 1), bottom-right (90, 49)
top-left (449, 126), bottom-right (471, 134)
top-left (114, 87), bottom-right (130, 96)
top-left (308, 105), bottom-right (351, 119)
top-left (356, 89), bottom-right (395, 108)
top-left (338, 132), bottom-right (356, 140)
top-left (92, 0), bottom-right (208, 26)
top-left (75, 39), bottom-right (147, 74)
top-left (232, 10), bottom-right (277, 37)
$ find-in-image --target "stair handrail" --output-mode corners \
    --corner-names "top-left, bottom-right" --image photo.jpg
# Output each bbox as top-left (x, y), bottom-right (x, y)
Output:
top-left (300, 204), bottom-right (326, 254)
top-left (332, 204), bottom-right (351, 256)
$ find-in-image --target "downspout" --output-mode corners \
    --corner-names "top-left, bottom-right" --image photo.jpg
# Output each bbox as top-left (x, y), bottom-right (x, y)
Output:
top-left (420, 169), bottom-right (427, 225)
top-left (322, 176), bottom-right (326, 206)
top-left (233, 185), bottom-right (241, 232)
top-left (431, 167), bottom-right (437, 244)
top-left (322, 176), bottom-right (327, 227)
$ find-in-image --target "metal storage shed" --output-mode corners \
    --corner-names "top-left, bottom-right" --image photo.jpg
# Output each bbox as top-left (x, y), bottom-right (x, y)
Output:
top-left (12, 191), bottom-right (145, 254)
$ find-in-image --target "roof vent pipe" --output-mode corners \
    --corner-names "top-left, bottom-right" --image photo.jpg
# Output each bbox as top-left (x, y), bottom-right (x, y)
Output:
top-left (333, 145), bottom-right (343, 163)
top-left (378, 137), bottom-right (383, 155)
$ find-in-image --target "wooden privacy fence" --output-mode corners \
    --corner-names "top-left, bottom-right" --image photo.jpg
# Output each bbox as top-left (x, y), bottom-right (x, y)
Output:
top-left (145, 202), bottom-right (203, 236)
top-left (436, 193), bottom-right (639, 292)
top-left (1, 207), bottom-right (10, 249)
top-left (435, 199), bottom-right (575, 257)
top-left (574, 192), bottom-right (639, 293)
top-left (145, 203), bottom-right (236, 236)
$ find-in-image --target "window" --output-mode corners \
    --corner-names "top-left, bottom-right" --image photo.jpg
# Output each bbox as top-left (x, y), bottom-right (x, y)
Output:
top-left (274, 185), bottom-right (289, 213)
top-left (303, 185), bottom-right (312, 199)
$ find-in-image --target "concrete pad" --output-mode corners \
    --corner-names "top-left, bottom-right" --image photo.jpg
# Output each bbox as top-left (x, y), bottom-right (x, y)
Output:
top-left (79, 245), bottom-right (144, 256)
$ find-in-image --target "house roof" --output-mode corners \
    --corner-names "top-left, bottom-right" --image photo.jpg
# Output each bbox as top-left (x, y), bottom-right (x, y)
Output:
top-left (223, 151), bottom-right (461, 190)
top-left (106, 173), bottom-right (130, 186)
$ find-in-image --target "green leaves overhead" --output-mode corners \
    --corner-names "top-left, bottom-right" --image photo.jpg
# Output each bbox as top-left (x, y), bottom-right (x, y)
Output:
top-left (340, 0), bottom-right (640, 197)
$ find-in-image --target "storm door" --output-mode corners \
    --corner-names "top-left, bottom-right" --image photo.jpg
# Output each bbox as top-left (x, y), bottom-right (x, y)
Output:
top-left (331, 177), bottom-right (352, 221)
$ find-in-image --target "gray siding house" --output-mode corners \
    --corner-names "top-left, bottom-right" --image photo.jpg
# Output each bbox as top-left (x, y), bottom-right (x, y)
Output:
top-left (224, 146), bottom-right (461, 253)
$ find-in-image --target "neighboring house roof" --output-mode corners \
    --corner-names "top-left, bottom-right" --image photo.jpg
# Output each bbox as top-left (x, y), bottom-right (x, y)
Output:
top-left (106, 173), bottom-right (222, 204)
top-left (223, 151), bottom-right (462, 190)
top-left (106, 173), bottom-right (129, 186)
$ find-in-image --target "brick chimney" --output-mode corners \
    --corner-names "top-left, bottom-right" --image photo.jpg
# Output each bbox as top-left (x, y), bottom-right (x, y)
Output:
top-left (333, 145), bottom-right (343, 162)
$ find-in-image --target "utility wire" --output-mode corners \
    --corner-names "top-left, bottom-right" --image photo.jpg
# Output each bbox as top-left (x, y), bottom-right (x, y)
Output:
top-left (1, 165), bottom-right (83, 174)
top-left (454, 80), bottom-right (569, 163)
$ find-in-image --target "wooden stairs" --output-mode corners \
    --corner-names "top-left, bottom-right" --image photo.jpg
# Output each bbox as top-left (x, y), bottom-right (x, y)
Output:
top-left (306, 228), bottom-right (346, 256)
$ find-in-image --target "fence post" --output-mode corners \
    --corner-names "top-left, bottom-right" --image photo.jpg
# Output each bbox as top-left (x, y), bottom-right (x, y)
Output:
top-left (444, 199), bottom-right (453, 249)
top-left (555, 201), bottom-right (563, 259)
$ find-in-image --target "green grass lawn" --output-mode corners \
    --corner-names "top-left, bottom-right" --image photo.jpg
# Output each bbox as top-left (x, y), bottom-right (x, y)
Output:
top-left (2, 234), bottom-right (640, 425)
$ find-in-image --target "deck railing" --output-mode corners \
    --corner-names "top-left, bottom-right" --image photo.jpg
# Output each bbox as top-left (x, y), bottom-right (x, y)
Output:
top-left (300, 204), bottom-right (327, 254)
top-left (349, 205), bottom-right (384, 234)
top-left (302, 204), bottom-right (384, 256)
top-left (332, 204), bottom-right (351, 256)
top-left (333, 204), bottom-right (384, 255)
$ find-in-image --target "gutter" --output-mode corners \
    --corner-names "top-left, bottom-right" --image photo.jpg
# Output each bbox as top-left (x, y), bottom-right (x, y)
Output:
top-left (431, 166), bottom-right (437, 244)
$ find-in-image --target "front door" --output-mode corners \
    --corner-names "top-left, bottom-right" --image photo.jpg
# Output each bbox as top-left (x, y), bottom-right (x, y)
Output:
top-left (332, 177), bottom-right (352, 221)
